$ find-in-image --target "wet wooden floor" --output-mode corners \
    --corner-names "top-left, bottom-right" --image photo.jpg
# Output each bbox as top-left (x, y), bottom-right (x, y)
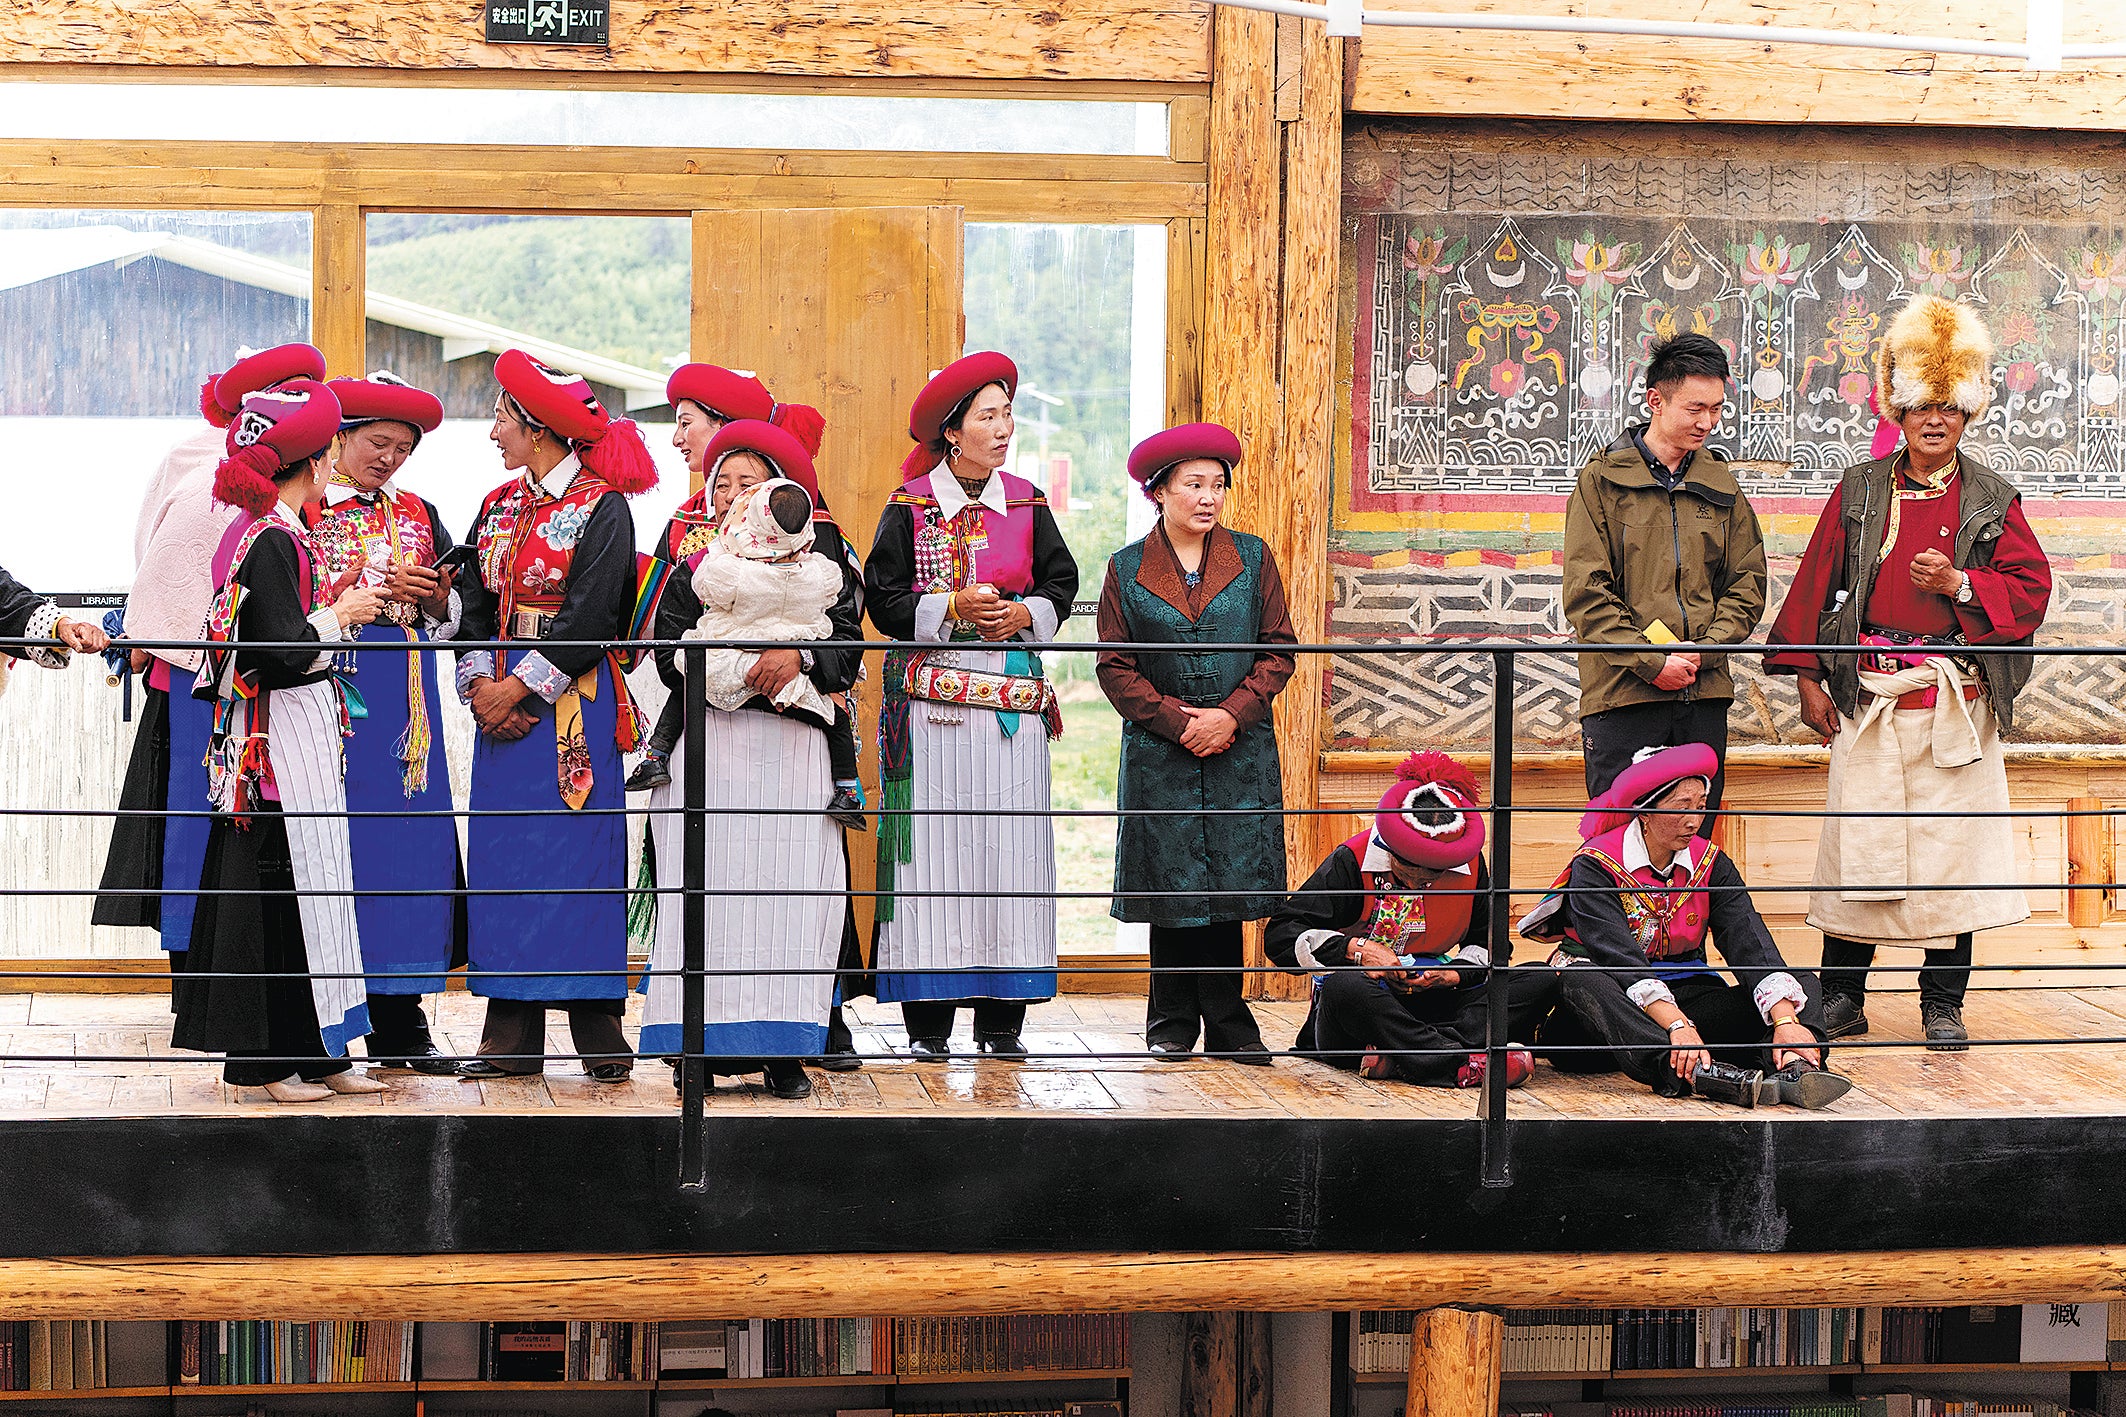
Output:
top-left (0, 987), bottom-right (2121, 1120)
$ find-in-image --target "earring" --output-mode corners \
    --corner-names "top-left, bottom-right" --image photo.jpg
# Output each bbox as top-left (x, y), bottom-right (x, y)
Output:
top-left (945, 442), bottom-right (960, 463)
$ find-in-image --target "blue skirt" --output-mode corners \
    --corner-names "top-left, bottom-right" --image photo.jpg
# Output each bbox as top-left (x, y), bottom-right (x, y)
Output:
top-left (160, 686), bottom-right (215, 951)
top-left (340, 625), bottom-right (460, 994)
top-left (466, 659), bottom-right (627, 1001)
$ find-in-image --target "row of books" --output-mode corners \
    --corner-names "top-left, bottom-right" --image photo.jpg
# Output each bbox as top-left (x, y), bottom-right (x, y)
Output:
top-left (1356, 1306), bottom-right (2109, 1375)
top-left (658, 1316), bottom-right (1129, 1380)
top-left (473, 1322), bottom-right (655, 1382)
top-left (174, 1320), bottom-right (414, 1386)
top-left (1608, 1402), bottom-right (1866, 1417)
top-left (0, 1322), bottom-right (112, 1391)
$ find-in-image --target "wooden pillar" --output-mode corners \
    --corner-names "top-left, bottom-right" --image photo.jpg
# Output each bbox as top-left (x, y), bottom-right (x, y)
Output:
top-left (1405, 1307), bottom-right (1505, 1417)
top-left (1263, 18), bottom-right (1344, 1001)
top-left (311, 204), bottom-right (366, 378)
top-left (1182, 1311), bottom-right (1273, 1417)
top-left (2067, 795), bottom-right (2111, 929)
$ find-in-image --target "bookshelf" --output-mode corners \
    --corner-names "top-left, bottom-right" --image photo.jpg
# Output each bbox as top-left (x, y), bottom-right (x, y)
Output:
top-left (1339, 1306), bottom-right (2117, 1417)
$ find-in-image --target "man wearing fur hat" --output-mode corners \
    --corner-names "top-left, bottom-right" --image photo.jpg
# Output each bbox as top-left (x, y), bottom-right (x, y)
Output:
top-left (1767, 296), bottom-right (2052, 1052)
top-left (1266, 753), bottom-right (1557, 1089)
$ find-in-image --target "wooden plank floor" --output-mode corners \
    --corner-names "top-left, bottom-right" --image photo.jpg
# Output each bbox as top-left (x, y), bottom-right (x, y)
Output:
top-left (2, 988), bottom-right (2124, 1121)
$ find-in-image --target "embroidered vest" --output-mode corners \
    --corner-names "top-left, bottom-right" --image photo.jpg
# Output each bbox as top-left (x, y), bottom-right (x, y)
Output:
top-left (664, 488), bottom-right (720, 571)
top-left (305, 488), bottom-right (437, 629)
top-left (886, 468), bottom-right (1046, 598)
top-left (1340, 831), bottom-right (1476, 966)
top-left (1556, 825), bottom-right (1718, 960)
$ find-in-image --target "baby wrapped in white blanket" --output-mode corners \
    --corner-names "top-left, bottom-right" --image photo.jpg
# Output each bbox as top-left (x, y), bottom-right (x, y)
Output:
top-left (687, 478), bottom-right (842, 721)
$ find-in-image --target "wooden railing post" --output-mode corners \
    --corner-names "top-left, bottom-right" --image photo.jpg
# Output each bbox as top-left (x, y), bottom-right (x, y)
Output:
top-left (2067, 796), bottom-right (2111, 929)
top-left (1406, 1307), bottom-right (1504, 1417)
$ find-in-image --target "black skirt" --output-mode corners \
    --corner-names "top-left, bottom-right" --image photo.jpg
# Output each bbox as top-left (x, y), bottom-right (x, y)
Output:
top-left (92, 684), bottom-right (168, 930)
top-left (170, 802), bottom-right (336, 1080)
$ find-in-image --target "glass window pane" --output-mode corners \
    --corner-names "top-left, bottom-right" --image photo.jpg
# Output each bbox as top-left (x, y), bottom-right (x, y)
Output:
top-left (0, 209), bottom-right (311, 961)
top-left (964, 222), bottom-right (1168, 955)
top-left (0, 84), bottom-right (1168, 156)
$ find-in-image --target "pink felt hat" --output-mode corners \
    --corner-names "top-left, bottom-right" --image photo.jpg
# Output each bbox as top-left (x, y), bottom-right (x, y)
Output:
top-left (1374, 751), bottom-right (1486, 869)
top-left (1577, 742), bottom-right (1719, 840)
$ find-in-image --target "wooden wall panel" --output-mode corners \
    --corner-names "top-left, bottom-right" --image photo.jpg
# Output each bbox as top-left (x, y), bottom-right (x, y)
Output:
top-left (3, 1), bottom-right (1210, 85)
top-left (1351, 0), bottom-right (2126, 129)
top-left (692, 206), bottom-right (964, 940)
top-left (312, 205), bottom-right (366, 379)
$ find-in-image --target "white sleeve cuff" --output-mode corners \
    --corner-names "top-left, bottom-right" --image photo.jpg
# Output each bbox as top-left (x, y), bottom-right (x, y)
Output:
top-left (1627, 978), bottom-right (1677, 1010)
top-left (514, 650), bottom-right (572, 705)
top-left (305, 605), bottom-right (342, 673)
top-left (424, 588), bottom-right (463, 642)
top-left (914, 592), bottom-right (954, 642)
top-left (21, 601), bottom-right (66, 668)
top-left (456, 650), bottom-right (495, 703)
top-left (1023, 596), bottom-right (1060, 644)
top-left (1449, 945), bottom-right (1490, 971)
top-left (1754, 971), bottom-right (1809, 1025)
top-left (1295, 929), bottom-right (1343, 975)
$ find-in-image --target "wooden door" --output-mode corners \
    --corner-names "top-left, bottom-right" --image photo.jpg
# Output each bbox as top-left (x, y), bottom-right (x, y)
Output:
top-left (690, 206), bottom-right (965, 939)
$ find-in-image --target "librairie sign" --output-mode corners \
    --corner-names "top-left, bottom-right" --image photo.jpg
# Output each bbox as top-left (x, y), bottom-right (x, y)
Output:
top-left (485, 0), bottom-right (609, 45)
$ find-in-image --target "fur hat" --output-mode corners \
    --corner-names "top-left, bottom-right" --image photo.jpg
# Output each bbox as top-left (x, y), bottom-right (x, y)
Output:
top-left (1874, 296), bottom-right (1995, 421)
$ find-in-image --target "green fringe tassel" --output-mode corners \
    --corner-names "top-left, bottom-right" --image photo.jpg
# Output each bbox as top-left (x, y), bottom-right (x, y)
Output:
top-left (873, 775), bottom-right (915, 924)
top-left (625, 833), bottom-right (658, 956)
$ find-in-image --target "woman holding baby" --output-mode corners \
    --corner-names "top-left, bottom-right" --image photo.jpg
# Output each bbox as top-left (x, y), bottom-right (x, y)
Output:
top-left (638, 418), bottom-right (862, 1102)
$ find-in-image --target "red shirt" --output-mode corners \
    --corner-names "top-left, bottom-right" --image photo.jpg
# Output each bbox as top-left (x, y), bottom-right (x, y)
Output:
top-left (1765, 470), bottom-right (2052, 679)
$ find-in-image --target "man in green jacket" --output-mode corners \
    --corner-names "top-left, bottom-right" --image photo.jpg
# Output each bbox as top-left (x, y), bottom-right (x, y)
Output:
top-left (1562, 333), bottom-right (1767, 808)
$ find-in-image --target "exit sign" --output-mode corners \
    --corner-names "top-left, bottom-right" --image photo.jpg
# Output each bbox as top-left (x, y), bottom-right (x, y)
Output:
top-left (485, 0), bottom-right (609, 45)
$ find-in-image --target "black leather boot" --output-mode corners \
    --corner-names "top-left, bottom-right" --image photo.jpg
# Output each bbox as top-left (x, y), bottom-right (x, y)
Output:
top-left (1690, 1059), bottom-right (1771, 1108)
top-left (1769, 1058), bottom-right (1853, 1110)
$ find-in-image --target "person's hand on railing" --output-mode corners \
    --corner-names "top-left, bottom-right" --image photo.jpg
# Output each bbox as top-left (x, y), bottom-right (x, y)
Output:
top-left (1650, 652), bottom-right (1700, 691)
top-left (468, 674), bottom-right (537, 741)
top-left (1178, 705), bottom-right (1238, 757)
top-left (127, 648), bottom-right (150, 674)
top-left (332, 585), bottom-right (386, 632)
top-left (1796, 676), bottom-right (1841, 744)
top-left (51, 616), bottom-right (110, 655)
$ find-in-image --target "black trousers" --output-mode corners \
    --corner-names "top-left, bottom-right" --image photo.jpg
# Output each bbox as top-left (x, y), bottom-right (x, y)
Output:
top-left (476, 998), bottom-right (632, 1075)
top-left (1581, 697), bottom-right (1732, 807)
top-left (1146, 922), bottom-right (1263, 1052)
top-left (366, 994), bottom-right (435, 1055)
top-left (901, 999), bottom-right (1027, 1044)
top-left (1310, 966), bottom-right (1558, 1087)
top-left (1820, 933), bottom-right (1971, 1009)
top-left (1541, 969), bottom-right (1828, 1097)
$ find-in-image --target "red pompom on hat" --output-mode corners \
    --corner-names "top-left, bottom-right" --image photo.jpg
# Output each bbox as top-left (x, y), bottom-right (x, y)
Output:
top-left (330, 371), bottom-right (444, 439)
top-left (666, 363), bottom-right (773, 424)
top-left (495, 349), bottom-right (658, 496)
top-left (1127, 422), bottom-right (1243, 488)
top-left (1577, 742), bottom-right (1720, 841)
top-left (199, 343), bottom-right (328, 428)
top-left (771, 402), bottom-right (827, 459)
top-left (212, 378), bottom-right (344, 518)
top-left (704, 419), bottom-right (820, 509)
top-left (1373, 751), bottom-right (1486, 869)
top-left (902, 351), bottom-right (1017, 479)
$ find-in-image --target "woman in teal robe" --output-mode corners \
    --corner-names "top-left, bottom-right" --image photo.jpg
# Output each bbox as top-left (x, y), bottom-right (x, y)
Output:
top-left (1096, 422), bottom-right (1297, 1064)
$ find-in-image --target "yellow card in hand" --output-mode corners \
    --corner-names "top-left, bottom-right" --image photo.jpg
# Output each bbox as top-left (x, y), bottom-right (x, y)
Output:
top-left (1644, 619), bottom-right (1680, 645)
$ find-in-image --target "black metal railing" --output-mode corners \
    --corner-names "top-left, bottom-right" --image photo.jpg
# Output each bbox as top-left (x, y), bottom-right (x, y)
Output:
top-left (1, 630), bottom-right (2118, 1192)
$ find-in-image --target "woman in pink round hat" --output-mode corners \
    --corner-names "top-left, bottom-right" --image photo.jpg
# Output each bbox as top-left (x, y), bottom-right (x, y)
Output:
top-left (451, 351), bottom-right (659, 1083)
top-left (1520, 744), bottom-right (1848, 1109)
top-left (1097, 421), bottom-right (1295, 1063)
top-left (863, 352), bottom-right (1079, 1060)
top-left (1268, 753), bottom-right (1555, 1088)
top-left (173, 379), bottom-right (390, 1102)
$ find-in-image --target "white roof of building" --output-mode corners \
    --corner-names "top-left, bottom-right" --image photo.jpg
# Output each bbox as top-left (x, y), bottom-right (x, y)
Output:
top-left (0, 226), bottom-right (671, 410)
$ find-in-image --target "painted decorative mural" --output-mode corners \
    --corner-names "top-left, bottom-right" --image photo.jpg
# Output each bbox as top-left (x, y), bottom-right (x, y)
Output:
top-left (1334, 123), bottom-right (2126, 751)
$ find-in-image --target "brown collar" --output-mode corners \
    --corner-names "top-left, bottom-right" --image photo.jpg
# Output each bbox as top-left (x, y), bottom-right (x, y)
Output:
top-left (1136, 523), bottom-right (1243, 623)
